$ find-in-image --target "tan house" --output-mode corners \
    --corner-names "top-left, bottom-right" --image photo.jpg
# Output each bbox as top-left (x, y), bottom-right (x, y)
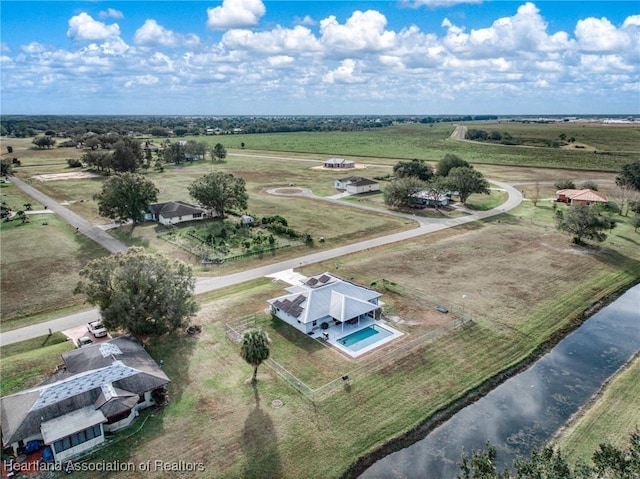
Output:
top-left (556, 189), bottom-right (608, 206)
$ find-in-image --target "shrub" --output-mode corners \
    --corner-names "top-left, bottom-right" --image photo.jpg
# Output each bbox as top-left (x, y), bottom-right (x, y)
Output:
top-left (67, 158), bottom-right (83, 168)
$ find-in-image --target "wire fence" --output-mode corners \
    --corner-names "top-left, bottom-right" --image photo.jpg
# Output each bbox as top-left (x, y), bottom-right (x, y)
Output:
top-left (225, 308), bottom-right (474, 402)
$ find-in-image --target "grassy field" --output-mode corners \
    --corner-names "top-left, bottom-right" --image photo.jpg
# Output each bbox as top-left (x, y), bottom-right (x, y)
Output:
top-left (58, 200), bottom-right (640, 479)
top-left (552, 354), bottom-right (640, 466)
top-left (0, 213), bottom-right (107, 328)
top-left (0, 332), bottom-right (74, 396)
top-left (180, 122), bottom-right (639, 172)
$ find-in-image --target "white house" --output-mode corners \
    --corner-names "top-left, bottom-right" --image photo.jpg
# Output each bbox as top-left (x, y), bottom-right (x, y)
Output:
top-left (0, 336), bottom-right (169, 463)
top-left (323, 158), bottom-right (355, 169)
top-left (335, 176), bottom-right (380, 194)
top-left (267, 273), bottom-right (382, 335)
top-left (146, 201), bottom-right (210, 225)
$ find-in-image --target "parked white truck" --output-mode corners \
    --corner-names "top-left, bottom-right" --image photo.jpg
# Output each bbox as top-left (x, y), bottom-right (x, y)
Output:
top-left (87, 320), bottom-right (108, 338)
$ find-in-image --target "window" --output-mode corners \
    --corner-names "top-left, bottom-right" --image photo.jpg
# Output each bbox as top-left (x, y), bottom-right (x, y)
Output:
top-left (193, 212), bottom-right (202, 218)
top-left (53, 425), bottom-right (102, 453)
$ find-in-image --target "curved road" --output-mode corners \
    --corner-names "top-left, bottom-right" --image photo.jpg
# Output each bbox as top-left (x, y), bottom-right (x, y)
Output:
top-left (1, 175), bottom-right (521, 345)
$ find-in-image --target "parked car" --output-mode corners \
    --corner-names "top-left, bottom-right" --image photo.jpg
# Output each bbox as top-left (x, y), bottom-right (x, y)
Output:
top-left (87, 320), bottom-right (107, 338)
top-left (77, 336), bottom-right (93, 347)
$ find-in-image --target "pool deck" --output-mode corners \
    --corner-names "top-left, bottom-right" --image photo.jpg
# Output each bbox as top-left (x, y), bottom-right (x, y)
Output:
top-left (310, 318), bottom-right (404, 358)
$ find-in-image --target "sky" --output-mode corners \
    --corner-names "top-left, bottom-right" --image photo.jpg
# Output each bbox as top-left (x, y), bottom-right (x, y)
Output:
top-left (1, 1), bottom-right (639, 115)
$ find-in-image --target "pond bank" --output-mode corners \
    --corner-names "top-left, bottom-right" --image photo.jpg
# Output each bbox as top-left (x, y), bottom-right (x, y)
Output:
top-left (344, 281), bottom-right (640, 479)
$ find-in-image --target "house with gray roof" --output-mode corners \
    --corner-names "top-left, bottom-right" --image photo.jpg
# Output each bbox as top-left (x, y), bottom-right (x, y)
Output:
top-left (335, 176), bottom-right (380, 194)
top-left (323, 158), bottom-right (355, 169)
top-left (0, 336), bottom-right (169, 463)
top-left (267, 272), bottom-right (382, 335)
top-left (145, 201), bottom-right (211, 226)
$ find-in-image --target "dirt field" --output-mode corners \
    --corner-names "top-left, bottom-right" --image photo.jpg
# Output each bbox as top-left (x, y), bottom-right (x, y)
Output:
top-left (31, 171), bottom-right (101, 181)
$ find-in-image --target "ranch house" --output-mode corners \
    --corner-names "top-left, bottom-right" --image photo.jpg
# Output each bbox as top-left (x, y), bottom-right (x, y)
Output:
top-left (556, 189), bottom-right (608, 206)
top-left (323, 158), bottom-right (355, 169)
top-left (268, 272), bottom-right (382, 335)
top-left (146, 201), bottom-right (210, 226)
top-left (0, 336), bottom-right (169, 463)
top-left (335, 177), bottom-right (380, 194)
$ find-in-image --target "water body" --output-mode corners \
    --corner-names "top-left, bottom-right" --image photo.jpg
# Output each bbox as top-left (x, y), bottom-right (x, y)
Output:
top-left (360, 284), bottom-right (640, 479)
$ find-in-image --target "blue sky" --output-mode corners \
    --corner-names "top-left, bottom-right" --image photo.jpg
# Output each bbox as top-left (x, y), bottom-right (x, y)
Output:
top-left (1, 1), bottom-right (638, 115)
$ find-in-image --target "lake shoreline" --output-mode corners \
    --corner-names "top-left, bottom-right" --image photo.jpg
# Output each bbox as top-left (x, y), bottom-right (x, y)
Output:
top-left (343, 281), bottom-right (640, 479)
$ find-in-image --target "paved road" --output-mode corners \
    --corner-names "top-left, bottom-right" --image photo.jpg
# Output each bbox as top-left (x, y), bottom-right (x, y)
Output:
top-left (0, 178), bottom-right (521, 346)
top-left (8, 176), bottom-right (128, 253)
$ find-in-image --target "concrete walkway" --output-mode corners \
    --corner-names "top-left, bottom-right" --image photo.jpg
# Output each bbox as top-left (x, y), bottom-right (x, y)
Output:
top-left (0, 179), bottom-right (522, 346)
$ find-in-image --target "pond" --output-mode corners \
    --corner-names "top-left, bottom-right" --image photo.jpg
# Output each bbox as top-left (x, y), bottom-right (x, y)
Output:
top-left (359, 283), bottom-right (640, 479)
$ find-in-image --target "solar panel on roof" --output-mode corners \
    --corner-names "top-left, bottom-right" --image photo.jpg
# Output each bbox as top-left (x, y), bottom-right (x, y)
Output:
top-left (318, 275), bottom-right (330, 283)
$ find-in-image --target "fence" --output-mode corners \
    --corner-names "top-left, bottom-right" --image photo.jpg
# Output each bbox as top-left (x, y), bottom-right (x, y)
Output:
top-left (225, 310), bottom-right (474, 402)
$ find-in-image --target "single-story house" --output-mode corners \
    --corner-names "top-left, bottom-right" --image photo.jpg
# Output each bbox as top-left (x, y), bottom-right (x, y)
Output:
top-left (146, 201), bottom-right (210, 225)
top-left (0, 336), bottom-right (169, 463)
top-left (411, 190), bottom-right (451, 207)
top-left (267, 272), bottom-right (382, 335)
top-left (335, 177), bottom-right (380, 194)
top-left (323, 158), bottom-right (355, 169)
top-left (556, 189), bottom-right (608, 206)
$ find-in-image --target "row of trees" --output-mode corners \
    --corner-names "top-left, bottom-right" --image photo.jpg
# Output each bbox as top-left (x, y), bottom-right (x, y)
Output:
top-left (78, 136), bottom-right (227, 174)
top-left (385, 155), bottom-right (490, 207)
top-left (1, 114), bottom-right (501, 138)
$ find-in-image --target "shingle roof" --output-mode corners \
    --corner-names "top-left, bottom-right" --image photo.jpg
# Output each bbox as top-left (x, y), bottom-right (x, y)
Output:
top-left (148, 201), bottom-right (206, 219)
top-left (0, 336), bottom-right (169, 447)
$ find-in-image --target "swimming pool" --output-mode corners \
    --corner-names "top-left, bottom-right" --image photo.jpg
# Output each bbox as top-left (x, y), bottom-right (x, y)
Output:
top-left (337, 325), bottom-right (393, 352)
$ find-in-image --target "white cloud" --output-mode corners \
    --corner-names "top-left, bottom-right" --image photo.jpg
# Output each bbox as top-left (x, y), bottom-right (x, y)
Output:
top-left (125, 75), bottom-right (160, 88)
top-left (441, 2), bottom-right (571, 57)
top-left (295, 15), bottom-right (316, 26)
top-left (319, 10), bottom-right (396, 55)
top-left (267, 55), bottom-right (295, 67)
top-left (222, 25), bottom-right (321, 54)
top-left (67, 13), bottom-right (120, 41)
top-left (21, 42), bottom-right (47, 54)
top-left (134, 19), bottom-right (200, 48)
top-left (1, 43), bottom-right (11, 53)
top-left (575, 17), bottom-right (632, 52)
top-left (207, 0), bottom-right (266, 30)
top-left (99, 8), bottom-right (124, 20)
top-left (323, 59), bottom-right (365, 83)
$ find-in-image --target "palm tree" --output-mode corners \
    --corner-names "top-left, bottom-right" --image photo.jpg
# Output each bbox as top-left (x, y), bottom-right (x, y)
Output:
top-left (240, 328), bottom-right (271, 384)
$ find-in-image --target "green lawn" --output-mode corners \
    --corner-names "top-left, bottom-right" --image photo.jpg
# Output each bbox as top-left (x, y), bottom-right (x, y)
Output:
top-left (0, 332), bottom-right (74, 396)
